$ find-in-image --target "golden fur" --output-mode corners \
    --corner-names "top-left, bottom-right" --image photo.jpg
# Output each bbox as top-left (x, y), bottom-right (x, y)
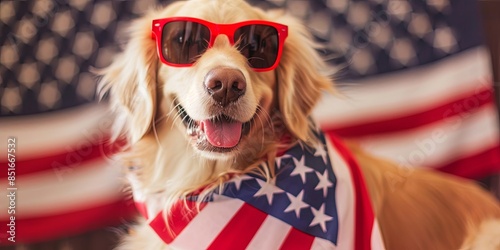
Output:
top-left (97, 0), bottom-right (500, 249)
top-left (350, 144), bottom-right (500, 249)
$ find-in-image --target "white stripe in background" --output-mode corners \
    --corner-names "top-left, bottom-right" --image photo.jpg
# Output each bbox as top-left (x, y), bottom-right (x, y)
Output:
top-left (246, 216), bottom-right (292, 250)
top-left (0, 103), bottom-right (112, 160)
top-left (355, 104), bottom-right (499, 168)
top-left (169, 197), bottom-right (244, 250)
top-left (0, 158), bottom-right (124, 219)
top-left (326, 140), bottom-right (356, 250)
top-left (313, 47), bottom-right (493, 129)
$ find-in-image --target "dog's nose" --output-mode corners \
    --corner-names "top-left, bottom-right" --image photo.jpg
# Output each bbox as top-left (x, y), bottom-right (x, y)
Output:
top-left (204, 67), bottom-right (246, 107)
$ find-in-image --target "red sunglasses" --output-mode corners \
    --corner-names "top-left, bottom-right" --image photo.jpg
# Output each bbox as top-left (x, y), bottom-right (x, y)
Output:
top-left (151, 17), bottom-right (288, 72)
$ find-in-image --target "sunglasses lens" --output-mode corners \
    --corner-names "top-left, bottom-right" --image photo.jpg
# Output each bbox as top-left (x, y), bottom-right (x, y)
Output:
top-left (161, 21), bottom-right (210, 64)
top-left (235, 25), bottom-right (279, 69)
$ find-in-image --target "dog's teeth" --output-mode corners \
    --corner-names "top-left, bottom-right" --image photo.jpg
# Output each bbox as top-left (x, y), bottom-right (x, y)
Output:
top-left (187, 126), bottom-right (196, 136)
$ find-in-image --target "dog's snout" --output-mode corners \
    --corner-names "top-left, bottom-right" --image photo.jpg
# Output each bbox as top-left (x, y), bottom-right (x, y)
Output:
top-left (204, 67), bottom-right (246, 107)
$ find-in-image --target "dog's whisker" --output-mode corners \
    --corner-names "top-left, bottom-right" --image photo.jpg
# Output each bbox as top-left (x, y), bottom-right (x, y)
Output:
top-left (168, 101), bottom-right (188, 131)
top-left (167, 99), bottom-right (183, 117)
top-left (151, 115), bottom-right (165, 151)
top-left (253, 106), bottom-right (268, 149)
top-left (257, 105), bottom-right (275, 139)
top-left (154, 115), bottom-right (168, 124)
top-left (258, 105), bottom-right (274, 131)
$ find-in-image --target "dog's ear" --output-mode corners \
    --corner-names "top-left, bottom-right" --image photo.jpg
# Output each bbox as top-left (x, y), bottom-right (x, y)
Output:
top-left (274, 15), bottom-right (334, 143)
top-left (97, 12), bottom-right (160, 143)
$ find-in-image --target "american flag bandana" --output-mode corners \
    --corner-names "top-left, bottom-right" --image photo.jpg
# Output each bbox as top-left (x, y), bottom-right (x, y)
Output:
top-left (133, 131), bottom-right (385, 250)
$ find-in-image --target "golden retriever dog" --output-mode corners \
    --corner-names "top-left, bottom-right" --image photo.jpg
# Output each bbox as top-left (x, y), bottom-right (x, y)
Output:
top-left (98, 0), bottom-right (500, 249)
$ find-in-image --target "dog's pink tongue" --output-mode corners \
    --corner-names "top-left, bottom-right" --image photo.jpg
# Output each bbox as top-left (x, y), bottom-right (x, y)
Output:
top-left (202, 119), bottom-right (242, 148)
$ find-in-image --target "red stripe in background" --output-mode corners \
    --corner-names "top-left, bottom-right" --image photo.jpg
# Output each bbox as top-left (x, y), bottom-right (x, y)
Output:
top-left (438, 145), bottom-right (500, 179)
top-left (150, 200), bottom-right (207, 244)
top-left (0, 199), bottom-right (137, 244)
top-left (207, 203), bottom-right (267, 250)
top-left (328, 134), bottom-right (375, 250)
top-left (325, 86), bottom-right (494, 138)
top-left (279, 227), bottom-right (315, 250)
top-left (0, 138), bottom-right (126, 178)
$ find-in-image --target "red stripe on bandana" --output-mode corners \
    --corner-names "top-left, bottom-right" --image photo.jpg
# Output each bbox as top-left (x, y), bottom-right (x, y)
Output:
top-left (150, 200), bottom-right (207, 244)
top-left (328, 134), bottom-right (376, 250)
top-left (279, 227), bottom-right (315, 250)
top-left (207, 203), bottom-right (268, 249)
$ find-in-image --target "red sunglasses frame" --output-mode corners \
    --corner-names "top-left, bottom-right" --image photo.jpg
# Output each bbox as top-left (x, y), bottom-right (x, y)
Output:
top-left (151, 17), bottom-right (288, 72)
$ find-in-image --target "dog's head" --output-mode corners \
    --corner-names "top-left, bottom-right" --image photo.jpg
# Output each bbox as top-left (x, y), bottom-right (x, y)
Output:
top-left (99, 0), bottom-right (332, 164)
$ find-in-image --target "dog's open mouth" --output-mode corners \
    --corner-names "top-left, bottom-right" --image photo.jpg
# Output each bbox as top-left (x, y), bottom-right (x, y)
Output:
top-left (176, 102), bottom-right (251, 152)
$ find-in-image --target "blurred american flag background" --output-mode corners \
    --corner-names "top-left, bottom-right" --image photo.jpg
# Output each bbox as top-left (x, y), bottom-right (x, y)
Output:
top-left (0, 0), bottom-right (499, 249)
